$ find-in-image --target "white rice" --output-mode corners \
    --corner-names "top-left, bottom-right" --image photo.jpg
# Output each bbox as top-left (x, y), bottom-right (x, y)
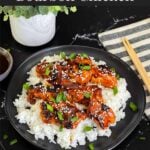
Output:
top-left (14, 55), bottom-right (131, 149)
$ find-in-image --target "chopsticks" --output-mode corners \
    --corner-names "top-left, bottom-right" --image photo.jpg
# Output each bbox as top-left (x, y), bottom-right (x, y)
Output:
top-left (122, 37), bottom-right (150, 93)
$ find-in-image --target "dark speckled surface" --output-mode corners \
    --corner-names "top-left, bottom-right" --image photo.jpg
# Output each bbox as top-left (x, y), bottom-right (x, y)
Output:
top-left (0, 6), bottom-right (150, 150)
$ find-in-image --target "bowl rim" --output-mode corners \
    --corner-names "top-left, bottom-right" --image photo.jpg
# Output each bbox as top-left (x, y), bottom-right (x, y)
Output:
top-left (0, 47), bottom-right (13, 81)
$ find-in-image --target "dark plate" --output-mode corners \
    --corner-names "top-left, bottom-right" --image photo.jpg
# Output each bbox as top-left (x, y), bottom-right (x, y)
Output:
top-left (5, 45), bottom-right (146, 150)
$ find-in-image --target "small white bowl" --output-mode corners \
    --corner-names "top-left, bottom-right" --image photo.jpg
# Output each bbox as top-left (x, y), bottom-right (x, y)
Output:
top-left (0, 47), bottom-right (13, 81)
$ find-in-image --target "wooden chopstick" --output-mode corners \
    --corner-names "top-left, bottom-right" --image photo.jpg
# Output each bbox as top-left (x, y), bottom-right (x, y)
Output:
top-left (122, 37), bottom-right (150, 93)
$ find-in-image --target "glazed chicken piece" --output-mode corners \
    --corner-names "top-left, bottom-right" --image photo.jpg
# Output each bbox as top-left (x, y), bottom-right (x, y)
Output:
top-left (40, 101), bottom-right (87, 129)
top-left (74, 56), bottom-right (92, 65)
top-left (88, 88), bottom-right (116, 129)
top-left (36, 61), bottom-right (52, 78)
top-left (40, 102), bottom-right (58, 124)
top-left (27, 87), bottom-right (55, 104)
top-left (91, 66), bottom-right (117, 88)
top-left (75, 70), bottom-right (93, 84)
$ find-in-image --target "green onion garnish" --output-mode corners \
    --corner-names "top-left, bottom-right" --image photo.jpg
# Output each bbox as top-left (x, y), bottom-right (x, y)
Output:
top-left (56, 92), bottom-right (63, 103)
top-left (79, 65), bottom-right (91, 71)
top-left (3, 134), bottom-right (8, 140)
top-left (116, 74), bottom-right (120, 80)
top-left (56, 92), bottom-right (66, 103)
top-left (113, 87), bottom-right (118, 95)
top-left (45, 67), bottom-right (51, 76)
top-left (59, 125), bottom-right (64, 132)
top-left (60, 52), bottom-right (66, 59)
top-left (83, 126), bottom-right (93, 132)
top-left (62, 93), bottom-right (67, 101)
top-left (69, 53), bottom-right (76, 60)
top-left (139, 136), bottom-right (146, 140)
top-left (57, 111), bottom-right (64, 121)
top-left (9, 139), bottom-right (18, 146)
top-left (46, 103), bottom-right (54, 112)
top-left (23, 82), bottom-right (30, 90)
top-left (80, 53), bottom-right (88, 58)
top-left (88, 143), bottom-right (94, 150)
top-left (110, 67), bottom-right (115, 73)
top-left (71, 116), bottom-right (78, 123)
top-left (84, 92), bottom-right (91, 99)
top-left (50, 97), bottom-right (56, 102)
top-left (129, 102), bottom-right (138, 112)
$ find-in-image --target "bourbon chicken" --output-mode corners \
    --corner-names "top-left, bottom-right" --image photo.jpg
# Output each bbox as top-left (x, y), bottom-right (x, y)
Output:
top-left (25, 52), bottom-right (117, 129)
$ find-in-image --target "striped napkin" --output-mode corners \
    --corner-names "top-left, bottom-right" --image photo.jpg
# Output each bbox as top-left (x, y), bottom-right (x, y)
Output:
top-left (98, 18), bottom-right (150, 118)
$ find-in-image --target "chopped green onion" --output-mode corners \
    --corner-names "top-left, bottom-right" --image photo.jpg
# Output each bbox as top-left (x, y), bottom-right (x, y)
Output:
top-left (84, 92), bottom-right (91, 99)
top-left (45, 67), bottom-right (51, 76)
top-left (60, 52), bottom-right (66, 59)
top-left (110, 67), bottom-right (115, 73)
top-left (88, 143), bottom-right (94, 150)
top-left (83, 126), bottom-right (93, 132)
top-left (80, 53), bottom-right (88, 58)
top-left (56, 92), bottom-right (66, 103)
top-left (50, 97), bottom-right (56, 102)
top-left (71, 116), bottom-right (78, 123)
top-left (46, 103), bottom-right (54, 112)
top-left (3, 134), bottom-right (8, 140)
top-left (56, 92), bottom-right (63, 103)
top-left (23, 82), bottom-right (30, 90)
top-left (69, 53), bottom-right (76, 60)
top-left (70, 6), bottom-right (77, 13)
top-left (9, 139), bottom-right (18, 146)
top-left (57, 111), bottom-right (64, 121)
top-left (62, 93), bottom-right (67, 101)
top-left (129, 102), bottom-right (138, 112)
top-left (116, 74), bottom-right (120, 80)
top-left (79, 65), bottom-right (91, 71)
top-left (113, 87), bottom-right (118, 95)
top-left (59, 125), bottom-right (64, 132)
top-left (139, 136), bottom-right (146, 140)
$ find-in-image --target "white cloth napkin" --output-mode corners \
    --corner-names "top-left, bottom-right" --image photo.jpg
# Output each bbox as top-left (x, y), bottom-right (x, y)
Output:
top-left (98, 18), bottom-right (150, 118)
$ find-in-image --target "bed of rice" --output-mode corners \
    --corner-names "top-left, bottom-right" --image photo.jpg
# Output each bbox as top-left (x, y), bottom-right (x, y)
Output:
top-left (14, 55), bottom-right (131, 149)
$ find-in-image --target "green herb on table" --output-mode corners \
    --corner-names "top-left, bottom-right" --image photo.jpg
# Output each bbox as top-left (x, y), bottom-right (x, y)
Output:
top-left (9, 139), bottom-right (18, 146)
top-left (71, 116), bottom-right (78, 123)
top-left (23, 82), bottom-right (30, 90)
top-left (80, 53), bottom-right (88, 58)
top-left (84, 92), bottom-right (91, 99)
top-left (129, 102), bottom-right (138, 112)
top-left (45, 67), bottom-right (51, 76)
top-left (139, 136), bottom-right (146, 140)
top-left (57, 111), bottom-right (64, 121)
top-left (88, 143), bottom-right (94, 150)
top-left (113, 87), bottom-right (118, 95)
top-left (60, 52), bottom-right (66, 59)
top-left (69, 53), bottom-right (76, 60)
top-left (46, 103), bottom-right (54, 112)
top-left (83, 126), bottom-right (93, 132)
top-left (70, 6), bottom-right (77, 13)
top-left (3, 134), bottom-right (8, 140)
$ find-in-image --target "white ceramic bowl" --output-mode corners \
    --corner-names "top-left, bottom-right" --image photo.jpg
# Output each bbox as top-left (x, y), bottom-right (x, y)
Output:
top-left (0, 47), bottom-right (13, 81)
top-left (9, 13), bottom-right (56, 47)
